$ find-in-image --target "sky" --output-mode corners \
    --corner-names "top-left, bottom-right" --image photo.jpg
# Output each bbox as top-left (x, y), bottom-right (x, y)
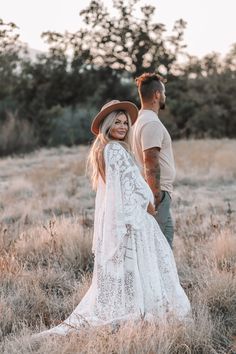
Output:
top-left (1, 0), bottom-right (236, 58)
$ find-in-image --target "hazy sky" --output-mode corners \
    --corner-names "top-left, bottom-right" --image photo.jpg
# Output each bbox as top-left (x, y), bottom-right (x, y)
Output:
top-left (1, 0), bottom-right (236, 58)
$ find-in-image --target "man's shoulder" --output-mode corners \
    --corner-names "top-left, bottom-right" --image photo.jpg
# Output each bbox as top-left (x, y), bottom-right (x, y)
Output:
top-left (138, 109), bottom-right (157, 122)
top-left (136, 110), bottom-right (163, 130)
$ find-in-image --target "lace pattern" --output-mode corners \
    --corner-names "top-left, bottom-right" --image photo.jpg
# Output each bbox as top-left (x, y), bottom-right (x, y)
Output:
top-left (36, 142), bottom-right (191, 337)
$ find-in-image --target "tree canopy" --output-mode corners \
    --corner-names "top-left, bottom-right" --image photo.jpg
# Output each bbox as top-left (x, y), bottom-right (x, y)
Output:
top-left (0, 0), bottom-right (235, 155)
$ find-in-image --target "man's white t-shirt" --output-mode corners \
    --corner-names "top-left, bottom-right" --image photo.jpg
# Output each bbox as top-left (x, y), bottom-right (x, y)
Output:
top-left (132, 109), bottom-right (176, 195)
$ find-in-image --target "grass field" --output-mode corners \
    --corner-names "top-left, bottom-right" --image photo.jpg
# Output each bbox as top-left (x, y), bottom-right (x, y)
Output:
top-left (0, 139), bottom-right (236, 353)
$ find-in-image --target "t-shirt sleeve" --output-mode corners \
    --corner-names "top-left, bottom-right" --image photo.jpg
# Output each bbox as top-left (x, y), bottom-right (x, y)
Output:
top-left (140, 121), bottom-right (164, 151)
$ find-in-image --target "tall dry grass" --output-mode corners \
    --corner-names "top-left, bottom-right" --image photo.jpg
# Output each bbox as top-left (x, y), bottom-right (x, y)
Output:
top-left (0, 139), bottom-right (236, 353)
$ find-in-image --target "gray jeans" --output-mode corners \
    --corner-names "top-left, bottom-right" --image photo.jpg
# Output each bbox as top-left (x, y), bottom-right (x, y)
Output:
top-left (154, 191), bottom-right (174, 249)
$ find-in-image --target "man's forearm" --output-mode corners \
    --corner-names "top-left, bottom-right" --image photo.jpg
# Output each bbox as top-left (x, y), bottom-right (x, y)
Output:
top-left (143, 148), bottom-right (161, 209)
top-left (144, 165), bottom-right (161, 208)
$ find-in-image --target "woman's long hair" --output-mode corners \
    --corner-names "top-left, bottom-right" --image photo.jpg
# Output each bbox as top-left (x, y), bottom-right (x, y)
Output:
top-left (87, 110), bottom-right (132, 190)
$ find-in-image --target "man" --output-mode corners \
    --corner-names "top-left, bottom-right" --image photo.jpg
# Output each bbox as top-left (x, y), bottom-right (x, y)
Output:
top-left (132, 72), bottom-right (176, 248)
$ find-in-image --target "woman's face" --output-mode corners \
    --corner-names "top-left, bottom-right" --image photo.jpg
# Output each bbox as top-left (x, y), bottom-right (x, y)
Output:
top-left (109, 113), bottom-right (129, 140)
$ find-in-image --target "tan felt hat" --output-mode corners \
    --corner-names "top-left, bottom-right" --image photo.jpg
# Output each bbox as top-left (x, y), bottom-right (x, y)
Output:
top-left (91, 100), bottom-right (138, 135)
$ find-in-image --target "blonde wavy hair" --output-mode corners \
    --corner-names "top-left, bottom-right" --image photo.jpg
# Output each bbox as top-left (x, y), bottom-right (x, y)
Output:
top-left (87, 110), bottom-right (132, 190)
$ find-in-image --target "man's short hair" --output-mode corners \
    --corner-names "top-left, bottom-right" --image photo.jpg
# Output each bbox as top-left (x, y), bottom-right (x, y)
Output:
top-left (135, 73), bottom-right (166, 101)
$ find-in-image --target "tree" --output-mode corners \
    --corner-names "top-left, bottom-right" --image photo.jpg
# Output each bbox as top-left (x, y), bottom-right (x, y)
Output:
top-left (167, 49), bottom-right (236, 138)
top-left (78, 0), bottom-right (186, 77)
top-left (0, 19), bottom-right (26, 116)
top-left (38, 0), bottom-right (187, 107)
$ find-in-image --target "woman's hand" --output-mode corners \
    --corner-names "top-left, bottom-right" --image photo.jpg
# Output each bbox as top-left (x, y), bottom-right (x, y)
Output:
top-left (147, 202), bottom-right (157, 216)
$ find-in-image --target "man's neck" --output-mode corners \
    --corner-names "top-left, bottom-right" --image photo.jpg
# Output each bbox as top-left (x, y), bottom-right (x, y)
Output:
top-left (141, 104), bottom-right (159, 115)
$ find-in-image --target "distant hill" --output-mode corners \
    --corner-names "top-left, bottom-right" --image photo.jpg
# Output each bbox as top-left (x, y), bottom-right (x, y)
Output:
top-left (27, 47), bottom-right (44, 60)
top-left (19, 43), bottom-right (46, 61)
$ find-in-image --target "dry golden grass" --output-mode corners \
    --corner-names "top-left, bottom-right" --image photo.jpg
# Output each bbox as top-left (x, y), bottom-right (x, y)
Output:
top-left (173, 138), bottom-right (236, 181)
top-left (0, 139), bottom-right (236, 353)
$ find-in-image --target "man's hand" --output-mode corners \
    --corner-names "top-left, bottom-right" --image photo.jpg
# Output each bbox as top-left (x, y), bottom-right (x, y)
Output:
top-left (143, 147), bottom-right (161, 210)
top-left (147, 202), bottom-right (157, 216)
top-left (154, 191), bottom-right (162, 209)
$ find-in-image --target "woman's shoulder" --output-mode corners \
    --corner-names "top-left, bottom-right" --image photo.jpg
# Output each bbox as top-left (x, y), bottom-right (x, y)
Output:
top-left (104, 141), bottom-right (127, 153)
top-left (104, 141), bottom-right (129, 163)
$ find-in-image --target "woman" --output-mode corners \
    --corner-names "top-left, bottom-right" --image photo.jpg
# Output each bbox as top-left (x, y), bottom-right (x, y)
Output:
top-left (36, 100), bottom-right (191, 336)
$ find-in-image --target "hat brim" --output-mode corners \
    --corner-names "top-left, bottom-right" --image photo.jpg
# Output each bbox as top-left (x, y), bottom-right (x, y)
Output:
top-left (91, 101), bottom-right (138, 135)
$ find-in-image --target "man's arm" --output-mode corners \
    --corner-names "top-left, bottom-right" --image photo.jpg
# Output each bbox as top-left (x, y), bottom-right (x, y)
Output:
top-left (143, 147), bottom-right (161, 210)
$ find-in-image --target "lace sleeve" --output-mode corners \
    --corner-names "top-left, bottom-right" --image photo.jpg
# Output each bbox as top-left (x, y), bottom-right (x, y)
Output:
top-left (100, 142), bottom-right (151, 261)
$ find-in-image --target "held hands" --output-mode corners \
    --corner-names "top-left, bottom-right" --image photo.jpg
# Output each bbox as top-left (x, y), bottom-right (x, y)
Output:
top-left (147, 202), bottom-right (157, 216)
top-left (154, 191), bottom-right (162, 208)
top-left (147, 191), bottom-right (163, 216)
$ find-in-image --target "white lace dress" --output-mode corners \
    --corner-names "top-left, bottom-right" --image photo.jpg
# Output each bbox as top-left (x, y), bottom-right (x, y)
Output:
top-left (37, 142), bottom-right (191, 336)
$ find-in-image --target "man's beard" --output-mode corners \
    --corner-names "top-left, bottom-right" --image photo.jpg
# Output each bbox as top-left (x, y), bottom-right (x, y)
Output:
top-left (160, 101), bottom-right (165, 110)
